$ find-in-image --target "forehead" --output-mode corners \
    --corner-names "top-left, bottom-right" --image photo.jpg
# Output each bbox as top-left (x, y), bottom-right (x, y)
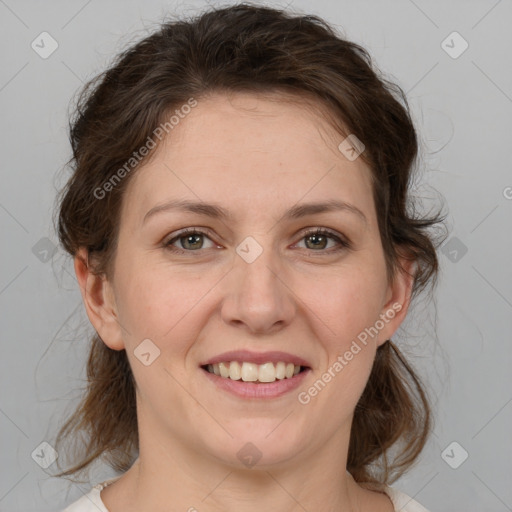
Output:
top-left (122, 92), bottom-right (375, 226)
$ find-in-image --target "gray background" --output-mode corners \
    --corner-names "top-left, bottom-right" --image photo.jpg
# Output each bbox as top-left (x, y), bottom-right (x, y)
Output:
top-left (1, 0), bottom-right (511, 511)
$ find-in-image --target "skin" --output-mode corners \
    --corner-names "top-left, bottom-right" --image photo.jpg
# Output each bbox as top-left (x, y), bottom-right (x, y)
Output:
top-left (75, 91), bottom-right (415, 512)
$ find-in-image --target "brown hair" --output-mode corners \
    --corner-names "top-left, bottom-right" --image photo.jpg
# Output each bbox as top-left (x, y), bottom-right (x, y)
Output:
top-left (53, 2), bottom-right (445, 484)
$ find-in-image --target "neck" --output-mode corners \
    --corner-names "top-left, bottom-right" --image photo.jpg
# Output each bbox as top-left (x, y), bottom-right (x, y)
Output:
top-left (100, 414), bottom-right (394, 512)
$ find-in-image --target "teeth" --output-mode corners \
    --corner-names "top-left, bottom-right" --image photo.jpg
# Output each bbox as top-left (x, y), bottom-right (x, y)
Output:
top-left (229, 361), bottom-right (241, 380)
top-left (258, 362), bottom-right (276, 382)
top-left (206, 361), bottom-right (303, 382)
top-left (275, 361), bottom-right (286, 380)
top-left (218, 362), bottom-right (230, 378)
top-left (241, 362), bottom-right (259, 381)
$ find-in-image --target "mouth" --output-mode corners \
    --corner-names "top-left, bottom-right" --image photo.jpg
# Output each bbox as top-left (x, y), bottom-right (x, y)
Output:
top-left (200, 361), bottom-right (309, 383)
top-left (200, 361), bottom-right (311, 399)
top-left (199, 350), bottom-right (312, 398)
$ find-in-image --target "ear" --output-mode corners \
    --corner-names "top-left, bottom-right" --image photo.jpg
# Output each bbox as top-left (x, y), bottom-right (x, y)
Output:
top-left (376, 255), bottom-right (416, 346)
top-left (74, 247), bottom-right (125, 350)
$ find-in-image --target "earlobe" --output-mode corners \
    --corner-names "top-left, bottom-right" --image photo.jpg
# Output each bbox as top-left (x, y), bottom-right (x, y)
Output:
top-left (376, 257), bottom-right (416, 346)
top-left (74, 247), bottom-right (125, 351)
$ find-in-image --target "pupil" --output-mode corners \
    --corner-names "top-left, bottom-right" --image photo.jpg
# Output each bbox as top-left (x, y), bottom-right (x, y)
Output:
top-left (307, 234), bottom-right (326, 250)
top-left (183, 234), bottom-right (202, 249)
top-left (181, 233), bottom-right (328, 251)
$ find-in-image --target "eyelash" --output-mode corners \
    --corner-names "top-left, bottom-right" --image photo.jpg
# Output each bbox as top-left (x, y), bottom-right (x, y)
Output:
top-left (163, 227), bottom-right (351, 255)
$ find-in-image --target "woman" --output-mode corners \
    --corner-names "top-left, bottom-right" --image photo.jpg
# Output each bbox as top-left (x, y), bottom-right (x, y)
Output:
top-left (54, 3), bottom-right (444, 511)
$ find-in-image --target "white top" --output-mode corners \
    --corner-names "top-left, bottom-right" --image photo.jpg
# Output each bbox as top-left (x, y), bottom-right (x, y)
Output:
top-left (61, 476), bottom-right (430, 512)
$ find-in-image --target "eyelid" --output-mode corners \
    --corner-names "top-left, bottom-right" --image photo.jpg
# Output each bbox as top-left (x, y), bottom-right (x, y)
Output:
top-left (164, 226), bottom-right (351, 253)
top-left (298, 226), bottom-right (348, 241)
top-left (166, 226), bottom-right (216, 240)
top-left (163, 227), bottom-right (219, 249)
top-left (295, 227), bottom-right (351, 250)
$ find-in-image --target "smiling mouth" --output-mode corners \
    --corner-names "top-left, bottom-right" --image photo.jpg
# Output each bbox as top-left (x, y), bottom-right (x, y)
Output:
top-left (201, 361), bottom-right (308, 383)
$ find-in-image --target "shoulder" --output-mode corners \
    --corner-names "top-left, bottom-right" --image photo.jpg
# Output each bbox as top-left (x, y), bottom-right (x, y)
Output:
top-left (60, 487), bottom-right (105, 512)
top-left (359, 479), bottom-right (431, 512)
top-left (384, 486), bottom-right (431, 512)
top-left (59, 475), bottom-right (430, 512)
top-left (59, 477), bottom-right (119, 512)
top-left (378, 485), bottom-right (431, 512)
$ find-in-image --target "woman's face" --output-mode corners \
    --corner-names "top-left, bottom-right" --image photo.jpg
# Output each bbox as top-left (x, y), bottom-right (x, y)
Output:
top-left (88, 92), bottom-right (411, 469)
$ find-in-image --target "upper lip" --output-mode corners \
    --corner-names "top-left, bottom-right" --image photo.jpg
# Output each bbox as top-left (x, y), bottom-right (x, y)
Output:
top-left (200, 350), bottom-right (311, 368)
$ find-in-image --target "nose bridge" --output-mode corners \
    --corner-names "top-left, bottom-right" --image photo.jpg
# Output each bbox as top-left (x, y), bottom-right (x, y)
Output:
top-left (221, 234), bottom-right (295, 333)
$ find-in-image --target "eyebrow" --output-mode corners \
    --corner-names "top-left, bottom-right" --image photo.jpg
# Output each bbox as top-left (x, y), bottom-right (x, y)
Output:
top-left (143, 198), bottom-right (367, 225)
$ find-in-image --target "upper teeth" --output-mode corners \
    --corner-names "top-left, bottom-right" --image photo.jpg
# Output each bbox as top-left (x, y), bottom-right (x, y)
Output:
top-left (206, 361), bottom-right (301, 382)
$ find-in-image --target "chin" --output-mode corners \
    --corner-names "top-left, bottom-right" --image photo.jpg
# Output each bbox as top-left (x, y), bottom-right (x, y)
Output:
top-left (206, 426), bottom-right (305, 470)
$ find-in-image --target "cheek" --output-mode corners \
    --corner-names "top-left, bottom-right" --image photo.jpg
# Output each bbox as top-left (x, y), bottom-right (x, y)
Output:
top-left (299, 263), bottom-right (387, 346)
top-left (293, 261), bottom-right (386, 407)
top-left (114, 266), bottom-right (215, 402)
top-left (114, 260), bottom-right (220, 351)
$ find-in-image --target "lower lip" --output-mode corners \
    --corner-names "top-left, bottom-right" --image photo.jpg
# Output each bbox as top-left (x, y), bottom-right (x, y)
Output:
top-left (200, 367), bottom-right (311, 399)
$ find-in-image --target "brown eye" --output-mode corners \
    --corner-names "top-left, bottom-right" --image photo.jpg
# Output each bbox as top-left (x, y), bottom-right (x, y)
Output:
top-left (297, 228), bottom-right (350, 252)
top-left (179, 233), bottom-right (204, 250)
top-left (304, 232), bottom-right (329, 250)
top-left (165, 228), bottom-right (216, 252)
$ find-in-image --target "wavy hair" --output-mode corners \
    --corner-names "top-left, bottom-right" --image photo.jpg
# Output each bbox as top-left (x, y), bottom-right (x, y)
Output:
top-left (53, 2), bottom-right (445, 484)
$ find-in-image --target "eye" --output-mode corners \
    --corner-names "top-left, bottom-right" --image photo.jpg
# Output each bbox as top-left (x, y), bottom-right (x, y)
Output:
top-left (295, 228), bottom-right (350, 253)
top-left (164, 228), bottom-right (217, 252)
top-left (163, 227), bottom-right (350, 255)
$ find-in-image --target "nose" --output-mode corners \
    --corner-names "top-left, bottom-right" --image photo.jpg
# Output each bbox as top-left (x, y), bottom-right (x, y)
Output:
top-left (220, 243), bottom-right (296, 335)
